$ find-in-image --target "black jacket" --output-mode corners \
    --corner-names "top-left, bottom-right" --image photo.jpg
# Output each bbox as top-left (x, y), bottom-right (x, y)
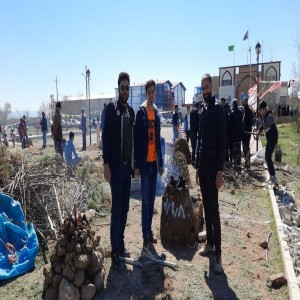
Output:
top-left (190, 108), bottom-right (199, 133)
top-left (259, 109), bottom-right (278, 145)
top-left (242, 105), bottom-right (253, 133)
top-left (102, 100), bottom-right (135, 171)
top-left (229, 107), bottom-right (243, 143)
top-left (196, 97), bottom-right (226, 171)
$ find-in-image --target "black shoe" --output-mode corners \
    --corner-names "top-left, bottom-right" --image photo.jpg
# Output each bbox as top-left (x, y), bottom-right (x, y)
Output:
top-left (111, 252), bottom-right (125, 271)
top-left (149, 231), bottom-right (157, 244)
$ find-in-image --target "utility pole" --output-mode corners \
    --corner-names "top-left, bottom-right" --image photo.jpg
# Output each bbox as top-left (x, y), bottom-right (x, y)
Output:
top-left (55, 76), bottom-right (59, 103)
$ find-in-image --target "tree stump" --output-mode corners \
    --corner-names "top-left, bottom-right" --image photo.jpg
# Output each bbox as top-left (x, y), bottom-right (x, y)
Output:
top-left (160, 186), bottom-right (203, 245)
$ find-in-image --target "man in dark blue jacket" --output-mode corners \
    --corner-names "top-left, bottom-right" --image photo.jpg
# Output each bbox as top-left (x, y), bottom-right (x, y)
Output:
top-left (221, 98), bottom-right (231, 163)
top-left (190, 102), bottom-right (200, 165)
top-left (172, 105), bottom-right (180, 142)
top-left (256, 100), bottom-right (278, 184)
top-left (134, 80), bottom-right (164, 249)
top-left (196, 74), bottom-right (225, 275)
top-left (229, 99), bottom-right (243, 169)
top-left (102, 72), bottom-right (135, 270)
top-left (40, 112), bottom-right (48, 148)
top-left (242, 97), bottom-right (253, 169)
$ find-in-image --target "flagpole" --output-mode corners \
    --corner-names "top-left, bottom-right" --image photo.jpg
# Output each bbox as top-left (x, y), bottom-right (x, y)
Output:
top-left (247, 35), bottom-right (249, 64)
top-left (233, 45), bottom-right (235, 66)
top-left (250, 47), bottom-right (252, 89)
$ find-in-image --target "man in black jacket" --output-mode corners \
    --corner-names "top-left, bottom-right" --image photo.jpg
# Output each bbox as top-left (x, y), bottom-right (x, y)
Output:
top-left (256, 100), bottom-right (278, 185)
top-left (190, 102), bottom-right (200, 165)
top-left (172, 105), bottom-right (180, 142)
top-left (242, 97), bottom-right (253, 169)
top-left (229, 99), bottom-right (243, 169)
top-left (102, 72), bottom-right (135, 270)
top-left (196, 74), bottom-right (225, 274)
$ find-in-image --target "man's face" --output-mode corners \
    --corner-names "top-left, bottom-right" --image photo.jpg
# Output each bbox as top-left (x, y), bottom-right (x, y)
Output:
top-left (258, 107), bottom-right (265, 117)
top-left (243, 99), bottom-right (248, 107)
top-left (221, 100), bottom-right (225, 107)
top-left (119, 79), bottom-right (130, 104)
top-left (81, 109), bottom-right (84, 115)
top-left (146, 85), bottom-right (155, 105)
top-left (201, 78), bottom-right (212, 102)
top-left (175, 107), bottom-right (178, 113)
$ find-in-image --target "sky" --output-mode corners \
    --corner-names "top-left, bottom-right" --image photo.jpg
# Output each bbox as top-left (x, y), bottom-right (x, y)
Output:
top-left (0, 0), bottom-right (300, 114)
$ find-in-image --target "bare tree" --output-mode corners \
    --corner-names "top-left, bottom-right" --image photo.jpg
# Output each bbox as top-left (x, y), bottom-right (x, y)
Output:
top-left (38, 101), bottom-right (51, 117)
top-left (0, 102), bottom-right (12, 126)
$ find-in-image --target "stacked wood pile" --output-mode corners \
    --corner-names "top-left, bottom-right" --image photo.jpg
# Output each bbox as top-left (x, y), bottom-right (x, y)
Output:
top-left (43, 215), bottom-right (105, 300)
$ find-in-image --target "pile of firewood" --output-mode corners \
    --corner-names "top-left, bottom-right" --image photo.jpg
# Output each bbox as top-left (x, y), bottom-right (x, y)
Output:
top-left (43, 215), bottom-right (105, 300)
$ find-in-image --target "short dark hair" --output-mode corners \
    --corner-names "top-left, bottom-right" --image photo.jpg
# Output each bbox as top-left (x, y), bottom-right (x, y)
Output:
top-left (201, 73), bottom-right (212, 84)
top-left (175, 105), bottom-right (178, 108)
top-left (220, 98), bottom-right (226, 103)
top-left (69, 131), bottom-right (75, 139)
top-left (56, 102), bottom-right (61, 108)
top-left (145, 79), bottom-right (156, 93)
top-left (259, 100), bottom-right (267, 109)
top-left (118, 72), bottom-right (130, 86)
top-left (232, 99), bottom-right (238, 109)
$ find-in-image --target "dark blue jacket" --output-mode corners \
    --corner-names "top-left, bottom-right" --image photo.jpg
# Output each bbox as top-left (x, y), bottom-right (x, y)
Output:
top-left (134, 101), bottom-right (163, 174)
top-left (196, 97), bottom-right (226, 171)
top-left (242, 105), bottom-right (253, 133)
top-left (40, 116), bottom-right (48, 132)
top-left (102, 100), bottom-right (135, 171)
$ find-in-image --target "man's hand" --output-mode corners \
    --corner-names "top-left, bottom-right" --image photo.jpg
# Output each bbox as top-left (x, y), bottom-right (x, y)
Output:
top-left (215, 171), bottom-right (224, 189)
top-left (134, 168), bottom-right (140, 178)
top-left (159, 167), bottom-right (164, 176)
top-left (196, 169), bottom-right (200, 186)
top-left (104, 164), bottom-right (111, 183)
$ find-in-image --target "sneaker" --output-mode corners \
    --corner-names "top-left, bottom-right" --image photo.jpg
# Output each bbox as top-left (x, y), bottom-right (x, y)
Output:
top-left (268, 176), bottom-right (277, 185)
top-left (111, 252), bottom-right (125, 271)
top-left (214, 255), bottom-right (224, 275)
top-left (149, 231), bottom-right (158, 244)
top-left (199, 243), bottom-right (215, 256)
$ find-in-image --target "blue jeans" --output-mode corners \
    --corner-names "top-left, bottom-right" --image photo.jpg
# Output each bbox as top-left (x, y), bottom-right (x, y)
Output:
top-left (173, 125), bottom-right (179, 142)
top-left (42, 131), bottom-right (47, 148)
top-left (66, 156), bottom-right (82, 166)
top-left (141, 161), bottom-right (157, 239)
top-left (110, 164), bottom-right (131, 253)
top-left (54, 139), bottom-right (63, 157)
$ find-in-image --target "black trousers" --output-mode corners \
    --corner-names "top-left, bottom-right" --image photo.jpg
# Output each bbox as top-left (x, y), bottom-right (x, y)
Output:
top-left (190, 131), bottom-right (197, 162)
top-left (242, 134), bottom-right (251, 168)
top-left (265, 142), bottom-right (275, 176)
top-left (185, 130), bottom-right (190, 143)
top-left (230, 141), bottom-right (241, 167)
top-left (198, 164), bottom-right (221, 256)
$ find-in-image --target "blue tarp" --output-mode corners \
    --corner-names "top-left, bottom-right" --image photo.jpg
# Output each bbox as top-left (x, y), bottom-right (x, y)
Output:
top-left (0, 193), bottom-right (39, 281)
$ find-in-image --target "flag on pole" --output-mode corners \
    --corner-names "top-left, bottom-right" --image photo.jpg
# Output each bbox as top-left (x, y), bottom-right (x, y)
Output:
top-left (228, 45), bottom-right (234, 51)
top-left (243, 30), bottom-right (248, 41)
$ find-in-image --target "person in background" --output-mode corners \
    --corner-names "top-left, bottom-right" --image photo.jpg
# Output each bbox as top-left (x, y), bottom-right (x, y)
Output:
top-left (190, 102), bottom-right (200, 165)
top-left (18, 118), bottom-right (26, 149)
top-left (40, 112), bottom-right (48, 149)
top-left (64, 131), bottom-right (82, 166)
top-left (23, 115), bottom-right (28, 139)
top-left (81, 108), bottom-right (87, 151)
top-left (183, 105), bottom-right (191, 144)
top-left (256, 100), bottom-right (278, 185)
top-left (11, 127), bottom-right (16, 147)
top-left (196, 73), bottom-right (225, 275)
top-left (229, 99), bottom-right (243, 169)
top-left (242, 97), bottom-right (253, 169)
top-left (172, 105), bottom-right (180, 143)
top-left (220, 98), bottom-right (231, 163)
top-left (100, 103), bottom-right (107, 134)
top-left (52, 102), bottom-right (63, 157)
top-left (134, 79), bottom-right (164, 249)
top-left (96, 115), bottom-right (100, 145)
top-left (102, 72), bottom-right (135, 271)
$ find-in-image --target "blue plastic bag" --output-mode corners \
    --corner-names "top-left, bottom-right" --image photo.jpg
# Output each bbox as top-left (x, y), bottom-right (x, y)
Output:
top-left (0, 193), bottom-right (39, 281)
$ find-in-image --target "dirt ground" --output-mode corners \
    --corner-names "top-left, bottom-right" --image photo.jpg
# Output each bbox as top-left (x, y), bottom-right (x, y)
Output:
top-left (0, 129), bottom-right (290, 300)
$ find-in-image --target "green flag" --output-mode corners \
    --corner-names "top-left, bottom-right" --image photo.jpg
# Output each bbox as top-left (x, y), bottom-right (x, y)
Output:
top-left (228, 45), bottom-right (234, 51)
